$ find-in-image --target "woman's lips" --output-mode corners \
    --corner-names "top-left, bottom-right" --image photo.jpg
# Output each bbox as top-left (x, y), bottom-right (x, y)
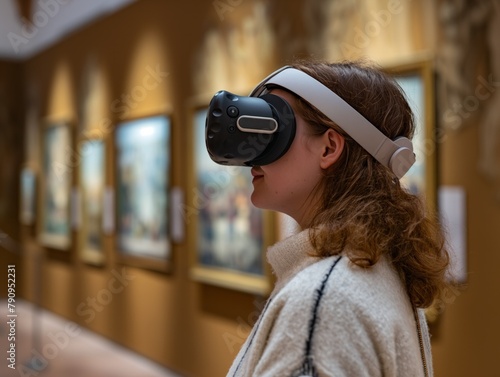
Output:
top-left (251, 168), bottom-right (263, 182)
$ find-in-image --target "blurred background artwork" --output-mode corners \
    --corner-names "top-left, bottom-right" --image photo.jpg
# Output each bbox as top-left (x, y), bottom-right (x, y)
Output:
top-left (194, 109), bottom-right (264, 276)
top-left (40, 122), bottom-right (71, 250)
top-left (79, 139), bottom-right (105, 265)
top-left (19, 166), bottom-right (36, 225)
top-left (115, 115), bottom-right (171, 262)
top-left (396, 74), bottom-right (426, 197)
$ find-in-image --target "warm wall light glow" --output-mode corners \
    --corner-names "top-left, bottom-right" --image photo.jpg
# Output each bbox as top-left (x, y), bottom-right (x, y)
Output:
top-left (123, 29), bottom-right (171, 118)
top-left (80, 54), bottom-right (111, 132)
top-left (193, 0), bottom-right (275, 95)
top-left (47, 59), bottom-right (76, 119)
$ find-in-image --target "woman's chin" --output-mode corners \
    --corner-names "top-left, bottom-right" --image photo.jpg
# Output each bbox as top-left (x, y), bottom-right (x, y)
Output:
top-left (250, 194), bottom-right (262, 208)
top-left (250, 193), bottom-right (271, 211)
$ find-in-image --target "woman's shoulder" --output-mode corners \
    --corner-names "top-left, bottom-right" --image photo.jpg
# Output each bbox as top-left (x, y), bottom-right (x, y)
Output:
top-left (284, 253), bottom-right (400, 288)
top-left (276, 254), bottom-right (413, 320)
top-left (260, 255), bottom-right (425, 377)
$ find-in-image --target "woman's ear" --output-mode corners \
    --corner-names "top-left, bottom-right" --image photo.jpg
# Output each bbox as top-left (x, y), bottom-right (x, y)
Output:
top-left (320, 129), bottom-right (345, 170)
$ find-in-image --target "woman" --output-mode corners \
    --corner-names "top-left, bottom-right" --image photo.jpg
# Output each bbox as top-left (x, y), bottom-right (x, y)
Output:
top-left (226, 61), bottom-right (449, 377)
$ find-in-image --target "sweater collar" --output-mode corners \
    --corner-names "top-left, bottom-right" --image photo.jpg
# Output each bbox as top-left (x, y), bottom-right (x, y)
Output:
top-left (267, 229), bottom-right (319, 295)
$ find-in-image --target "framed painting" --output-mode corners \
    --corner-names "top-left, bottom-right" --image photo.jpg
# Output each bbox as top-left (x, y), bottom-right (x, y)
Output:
top-left (114, 114), bottom-right (171, 272)
top-left (40, 121), bottom-right (72, 250)
top-left (188, 105), bottom-right (273, 295)
top-left (79, 135), bottom-right (106, 265)
top-left (385, 59), bottom-right (437, 213)
top-left (20, 166), bottom-right (36, 225)
top-left (385, 58), bottom-right (443, 323)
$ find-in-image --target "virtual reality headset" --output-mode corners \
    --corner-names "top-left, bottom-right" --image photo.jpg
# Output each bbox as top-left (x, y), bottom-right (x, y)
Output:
top-left (205, 66), bottom-right (415, 179)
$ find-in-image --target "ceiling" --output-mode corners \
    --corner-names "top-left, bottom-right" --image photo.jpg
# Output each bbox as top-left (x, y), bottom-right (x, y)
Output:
top-left (0, 0), bottom-right (136, 60)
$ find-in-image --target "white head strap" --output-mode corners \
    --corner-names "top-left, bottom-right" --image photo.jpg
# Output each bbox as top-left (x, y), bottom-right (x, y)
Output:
top-left (250, 66), bottom-right (415, 179)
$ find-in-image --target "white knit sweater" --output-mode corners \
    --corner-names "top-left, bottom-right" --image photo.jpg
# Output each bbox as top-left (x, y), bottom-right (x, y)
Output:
top-left (227, 230), bottom-right (432, 377)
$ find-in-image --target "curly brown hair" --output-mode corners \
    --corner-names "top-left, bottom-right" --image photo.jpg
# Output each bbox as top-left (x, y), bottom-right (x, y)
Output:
top-left (289, 60), bottom-right (450, 308)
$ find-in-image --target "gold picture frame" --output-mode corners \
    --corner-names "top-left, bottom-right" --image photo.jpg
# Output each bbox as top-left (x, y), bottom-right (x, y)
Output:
top-left (384, 58), bottom-right (437, 214)
top-left (186, 100), bottom-right (274, 296)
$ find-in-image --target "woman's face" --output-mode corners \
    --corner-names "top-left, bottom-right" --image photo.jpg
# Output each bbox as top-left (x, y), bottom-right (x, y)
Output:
top-left (250, 89), bottom-right (328, 227)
